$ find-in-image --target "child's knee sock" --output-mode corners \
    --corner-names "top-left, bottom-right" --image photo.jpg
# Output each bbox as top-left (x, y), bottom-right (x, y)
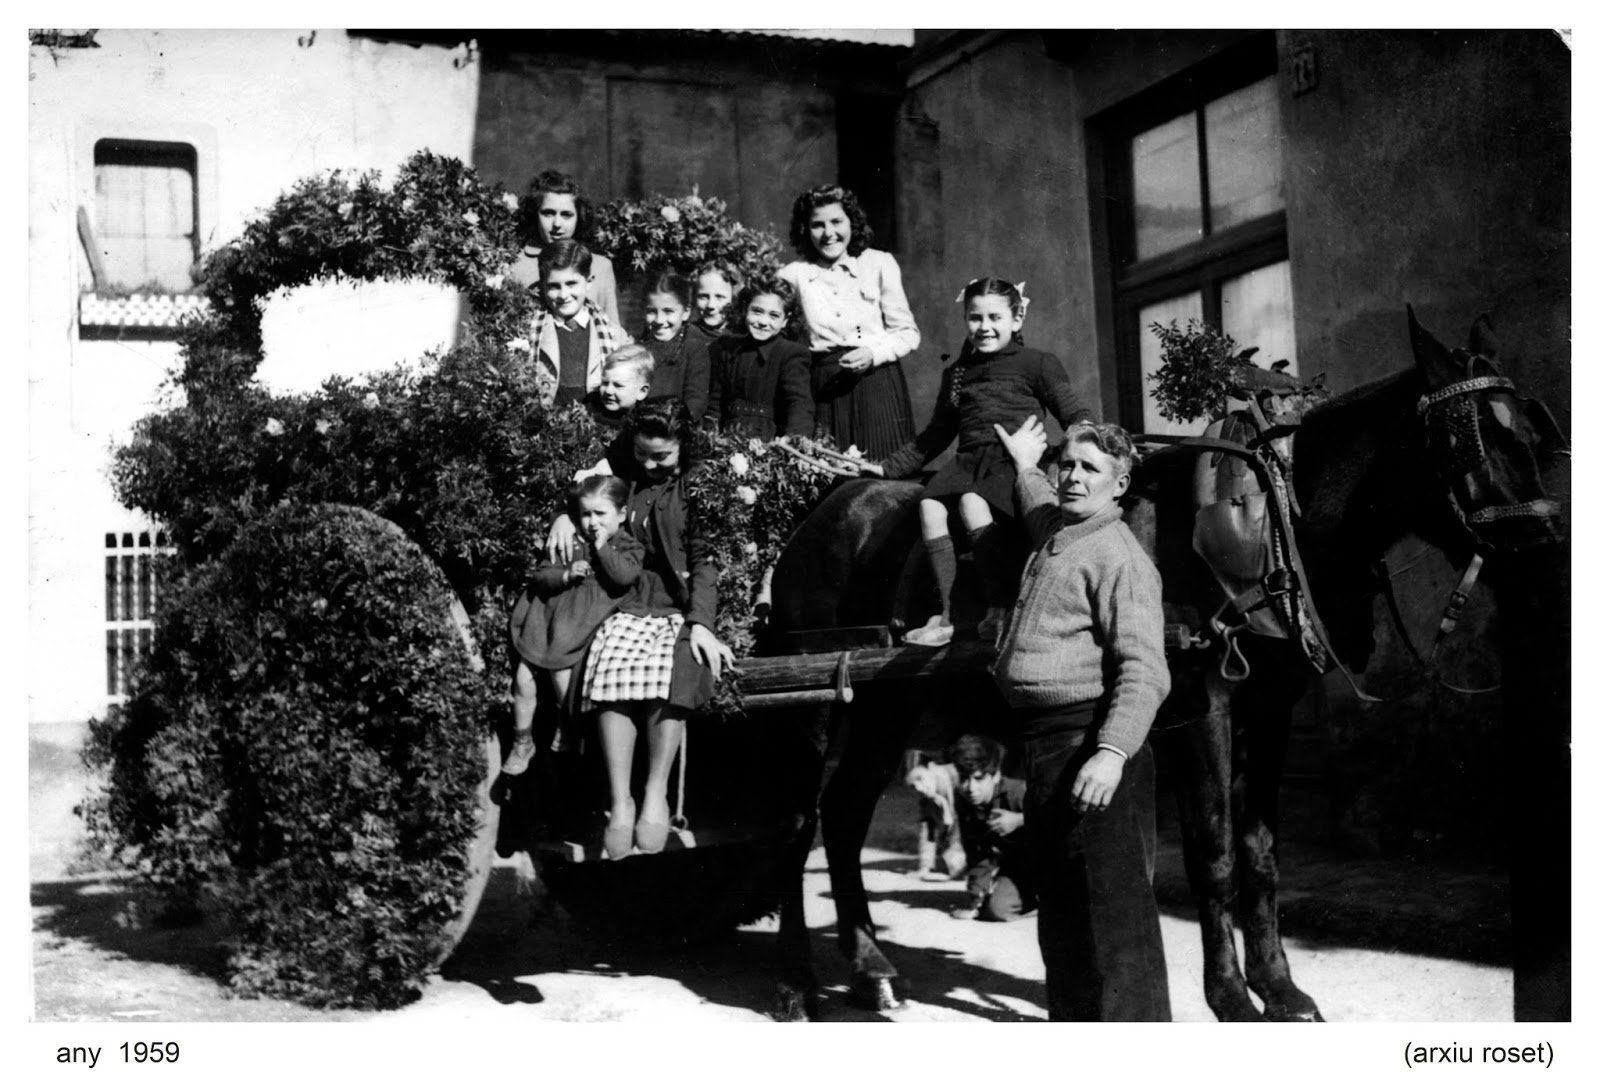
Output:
top-left (968, 524), bottom-right (1010, 610)
top-left (926, 535), bottom-right (957, 620)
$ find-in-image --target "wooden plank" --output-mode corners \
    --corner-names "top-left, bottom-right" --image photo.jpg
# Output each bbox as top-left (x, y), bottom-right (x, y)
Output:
top-left (735, 640), bottom-right (997, 694)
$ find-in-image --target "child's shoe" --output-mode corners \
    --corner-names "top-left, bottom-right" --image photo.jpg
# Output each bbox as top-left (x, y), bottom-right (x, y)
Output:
top-left (904, 615), bottom-right (954, 647)
top-left (502, 733), bottom-right (536, 776)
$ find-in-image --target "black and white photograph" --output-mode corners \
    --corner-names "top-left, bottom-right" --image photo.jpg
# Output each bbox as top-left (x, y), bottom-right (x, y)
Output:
top-left (22, 12), bottom-right (1579, 1075)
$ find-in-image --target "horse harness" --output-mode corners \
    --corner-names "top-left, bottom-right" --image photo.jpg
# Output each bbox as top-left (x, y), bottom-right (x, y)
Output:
top-left (1143, 366), bottom-right (1566, 702)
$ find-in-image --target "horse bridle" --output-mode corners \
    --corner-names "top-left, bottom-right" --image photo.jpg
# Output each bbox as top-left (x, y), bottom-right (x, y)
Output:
top-left (1415, 364), bottom-right (1568, 551)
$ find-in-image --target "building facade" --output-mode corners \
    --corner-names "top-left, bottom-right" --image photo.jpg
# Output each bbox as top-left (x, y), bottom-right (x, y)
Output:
top-left (890, 29), bottom-right (1570, 854)
top-left (28, 28), bottom-right (911, 729)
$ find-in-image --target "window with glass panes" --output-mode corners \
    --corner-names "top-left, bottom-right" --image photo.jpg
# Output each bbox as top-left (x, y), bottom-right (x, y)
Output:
top-left (1101, 40), bottom-right (1294, 434)
top-left (93, 139), bottom-right (199, 293)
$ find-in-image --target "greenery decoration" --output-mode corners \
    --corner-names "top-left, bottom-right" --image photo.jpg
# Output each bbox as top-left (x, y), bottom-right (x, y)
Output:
top-left (1147, 318), bottom-right (1267, 425)
top-left (95, 150), bottom-right (828, 1006)
top-left (195, 151), bottom-right (531, 363)
top-left (684, 432), bottom-right (836, 710)
top-left (590, 189), bottom-right (786, 285)
top-left (81, 504), bottom-right (494, 1009)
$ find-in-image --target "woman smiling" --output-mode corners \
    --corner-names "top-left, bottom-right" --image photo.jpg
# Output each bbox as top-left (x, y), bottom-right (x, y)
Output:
top-left (778, 183), bottom-right (921, 459)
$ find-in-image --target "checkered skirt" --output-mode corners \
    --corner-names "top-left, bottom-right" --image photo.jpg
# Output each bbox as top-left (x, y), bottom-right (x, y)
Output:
top-left (580, 611), bottom-right (686, 708)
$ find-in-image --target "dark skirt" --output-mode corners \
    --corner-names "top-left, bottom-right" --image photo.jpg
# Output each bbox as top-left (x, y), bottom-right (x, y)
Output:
top-left (921, 443), bottom-right (1019, 519)
top-left (508, 582), bottom-right (620, 672)
top-left (812, 350), bottom-right (916, 460)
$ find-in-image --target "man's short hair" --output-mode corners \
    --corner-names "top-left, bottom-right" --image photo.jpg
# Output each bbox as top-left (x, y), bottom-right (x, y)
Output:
top-left (1062, 419), bottom-right (1137, 476)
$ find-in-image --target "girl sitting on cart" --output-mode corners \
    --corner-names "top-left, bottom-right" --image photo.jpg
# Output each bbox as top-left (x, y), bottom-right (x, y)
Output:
top-left (863, 277), bottom-right (1092, 646)
top-left (546, 398), bottom-right (737, 858)
top-left (504, 475), bottom-right (651, 776)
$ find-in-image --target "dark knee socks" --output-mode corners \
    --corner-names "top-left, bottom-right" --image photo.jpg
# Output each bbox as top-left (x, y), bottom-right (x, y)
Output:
top-left (926, 535), bottom-right (957, 620)
top-left (968, 524), bottom-right (1009, 609)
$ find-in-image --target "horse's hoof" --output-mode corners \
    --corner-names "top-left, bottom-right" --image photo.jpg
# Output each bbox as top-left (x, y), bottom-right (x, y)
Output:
top-left (1208, 986), bottom-right (1265, 1022)
top-left (849, 974), bottom-right (901, 1011)
top-left (1264, 1001), bottom-right (1325, 1022)
top-left (771, 982), bottom-right (820, 1022)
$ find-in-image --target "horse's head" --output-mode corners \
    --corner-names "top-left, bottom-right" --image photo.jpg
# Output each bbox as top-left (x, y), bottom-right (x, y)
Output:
top-left (1408, 306), bottom-right (1568, 553)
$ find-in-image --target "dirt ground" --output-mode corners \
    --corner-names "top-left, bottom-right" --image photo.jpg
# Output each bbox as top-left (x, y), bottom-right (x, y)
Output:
top-left (33, 768), bottom-right (1512, 1024)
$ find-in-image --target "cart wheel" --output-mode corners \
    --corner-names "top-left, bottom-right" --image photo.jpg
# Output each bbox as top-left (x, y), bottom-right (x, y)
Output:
top-left (435, 591), bottom-right (500, 967)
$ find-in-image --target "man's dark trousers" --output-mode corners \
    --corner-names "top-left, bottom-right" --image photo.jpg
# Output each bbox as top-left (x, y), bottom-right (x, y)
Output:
top-left (1023, 726), bottom-right (1170, 1021)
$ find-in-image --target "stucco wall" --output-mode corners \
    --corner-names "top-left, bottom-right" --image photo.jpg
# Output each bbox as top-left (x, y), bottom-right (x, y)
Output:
top-left (28, 29), bottom-right (479, 725)
top-left (470, 44), bottom-right (849, 256)
top-left (1280, 29), bottom-right (1570, 423)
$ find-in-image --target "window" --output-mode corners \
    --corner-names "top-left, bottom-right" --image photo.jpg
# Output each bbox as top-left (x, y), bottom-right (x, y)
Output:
top-left (105, 529), bottom-right (171, 699)
top-left (92, 139), bottom-right (198, 293)
top-left (1099, 39), bottom-right (1295, 434)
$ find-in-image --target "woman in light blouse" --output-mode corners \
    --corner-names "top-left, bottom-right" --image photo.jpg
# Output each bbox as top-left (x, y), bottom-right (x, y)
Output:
top-left (508, 169), bottom-right (622, 326)
top-left (778, 184), bottom-right (921, 459)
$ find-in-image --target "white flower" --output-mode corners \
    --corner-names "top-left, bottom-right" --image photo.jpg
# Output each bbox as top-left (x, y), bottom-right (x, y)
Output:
top-left (314, 418), bottom-right (332, 435)
top-left (337, 201), bottom-right (355, 218)
top-left (507, 336), bottom-right (532, 353)
top-left (735, 485), bottom-right (758, 506)
top-left (362, 392), bottom-right (380, 409)
top-left (400, 197), bottom-right (416, 213)
top-left (747, 437), bottom-right (766, 455)
top-left (501, 192), bottom-right (519, 212)
top-left (659, 205), bottom-right (681, 223)
top-left (728, 452), bottom-right (750, 476)
top-left (843, 444), bottom-right (863, 459)
top-left (742, 541), bottom-right (759, 557)
top-left (462, 210), bottom-right (481, 226)
top-left (485, 273), bottom-right (506, 290)
top-left (263, 418), bottom-right (285, 436)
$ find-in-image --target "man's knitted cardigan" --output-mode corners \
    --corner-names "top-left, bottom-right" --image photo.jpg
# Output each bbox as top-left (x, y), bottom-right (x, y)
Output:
top-left (992, 467), bottom-right (1170, 755)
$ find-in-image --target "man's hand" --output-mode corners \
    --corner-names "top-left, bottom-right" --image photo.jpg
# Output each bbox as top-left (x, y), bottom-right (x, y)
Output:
top-left (1070, 749), bottom-right (1125, 813)
top-left (987, 809), bottom-right (1024, 836)
top-left (993, 415), bottom-right (1049, 472)
top-left (688, 623), bottom-right (737, 682)
top-left (546, 514), bottom-right (578, 564)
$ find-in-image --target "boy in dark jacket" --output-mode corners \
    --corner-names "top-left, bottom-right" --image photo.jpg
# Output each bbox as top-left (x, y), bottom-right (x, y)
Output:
top-left (946, 734), bottom-right (1034, 922)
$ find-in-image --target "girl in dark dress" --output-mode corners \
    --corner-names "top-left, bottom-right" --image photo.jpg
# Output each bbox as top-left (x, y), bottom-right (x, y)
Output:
top-left (545, 399), bottom-right (736, 858)
top-left (705, 274), bottom-right (815, 441)
top-left (503, 475), bottom-right (649, 776)
top-left (779, 183), bottom-right (921, 459)
top-left (638, 269), bottom-right (712, 423)
top-left (866, 277), bottom-right (1092, 647)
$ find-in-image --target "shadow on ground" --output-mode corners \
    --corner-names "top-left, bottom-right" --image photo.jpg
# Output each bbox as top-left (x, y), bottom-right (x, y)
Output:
top-left (438, 866), bottom-right (1042, 1021)
top-left (32, 875), bottom-right (234, 984)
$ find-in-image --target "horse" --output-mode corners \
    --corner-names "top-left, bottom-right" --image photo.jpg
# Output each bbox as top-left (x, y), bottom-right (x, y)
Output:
top-left (760, 308), bottom-right (1568, 1021)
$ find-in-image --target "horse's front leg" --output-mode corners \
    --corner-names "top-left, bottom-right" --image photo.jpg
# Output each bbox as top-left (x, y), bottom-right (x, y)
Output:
top-left (1173, 668), bottom-right (1262, 1021)
top-left (818, 686), bottom-right (920, 1010)
top-left (771, 705), bottom-right (830, 1021)
top-left (1235, 665), bottom-right (1323, 1022)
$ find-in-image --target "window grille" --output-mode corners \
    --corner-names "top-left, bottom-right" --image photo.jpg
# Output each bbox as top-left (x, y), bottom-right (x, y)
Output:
top-left (105, 529), bottom-right (172, 700)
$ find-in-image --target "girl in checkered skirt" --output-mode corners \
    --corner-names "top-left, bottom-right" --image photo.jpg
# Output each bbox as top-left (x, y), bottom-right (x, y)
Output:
top-left (546, 398), bottom-right (737, 859)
